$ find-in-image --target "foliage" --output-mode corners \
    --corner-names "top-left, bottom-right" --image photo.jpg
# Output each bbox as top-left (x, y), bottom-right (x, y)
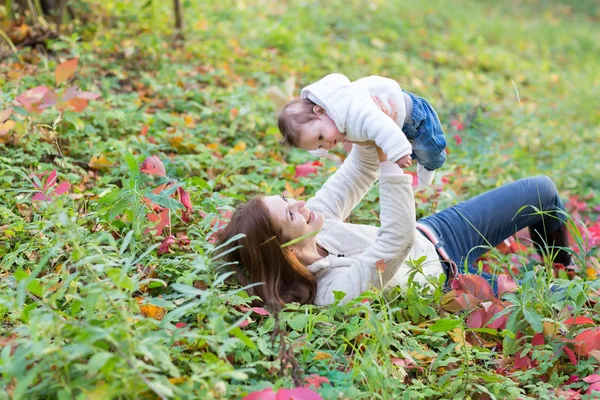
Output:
top-left (1, 0), bottom-right (600, 399)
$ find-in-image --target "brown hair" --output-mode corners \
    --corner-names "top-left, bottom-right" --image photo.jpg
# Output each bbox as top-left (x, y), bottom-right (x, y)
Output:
top-left (216, 197), bottom-right (317, 308)
top-left (277, 98), bottom-right (319, 147)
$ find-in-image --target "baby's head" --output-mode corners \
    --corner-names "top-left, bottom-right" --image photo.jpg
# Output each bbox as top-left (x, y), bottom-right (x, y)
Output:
top-left (278, 99), bottom-right (344, 152)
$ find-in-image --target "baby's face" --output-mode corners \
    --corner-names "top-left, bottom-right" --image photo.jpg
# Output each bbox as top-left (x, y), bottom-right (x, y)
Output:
top-left (297, 115), bottom-right (344, 151)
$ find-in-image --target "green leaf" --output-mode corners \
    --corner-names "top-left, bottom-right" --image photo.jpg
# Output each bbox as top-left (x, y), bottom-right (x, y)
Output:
top-left (230, 327), bottom-right (257, 350)
top-left (288, 313), bottom-right (308, 331)
top-left (429, 318), bottom-right (461, 333)
top-left (122, 150), bottom-right (139, 175)
top-left (280, 230), bottom-right (320, 248)
top-left (523, 308), bottom-right (543, 333)
top-left (27, 279), bottom-right (43, 297)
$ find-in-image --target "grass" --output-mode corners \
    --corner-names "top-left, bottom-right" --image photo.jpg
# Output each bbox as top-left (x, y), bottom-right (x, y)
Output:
top-left (0, 0), bottom-right (599, 398)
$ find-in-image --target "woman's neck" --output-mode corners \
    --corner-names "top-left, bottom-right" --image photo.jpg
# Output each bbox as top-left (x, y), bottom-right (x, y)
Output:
top-left (299, 242), bottom-right (329, 266)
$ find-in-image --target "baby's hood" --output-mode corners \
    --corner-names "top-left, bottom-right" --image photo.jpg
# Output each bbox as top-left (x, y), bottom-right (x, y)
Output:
top-left (300, 73), bottom-right (353, 133)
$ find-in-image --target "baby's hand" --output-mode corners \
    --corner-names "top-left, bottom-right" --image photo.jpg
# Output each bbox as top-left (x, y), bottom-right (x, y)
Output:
top-left (395, 154), bottom-right (412, 169)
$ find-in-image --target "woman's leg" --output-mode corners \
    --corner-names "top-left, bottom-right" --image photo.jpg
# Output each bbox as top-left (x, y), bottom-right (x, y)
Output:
top-left (418, 175), bottom-right (567, 278)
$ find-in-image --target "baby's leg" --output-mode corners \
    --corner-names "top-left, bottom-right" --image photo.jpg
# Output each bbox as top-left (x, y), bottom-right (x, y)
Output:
top-left (401, 91), bottom-right (447, 185)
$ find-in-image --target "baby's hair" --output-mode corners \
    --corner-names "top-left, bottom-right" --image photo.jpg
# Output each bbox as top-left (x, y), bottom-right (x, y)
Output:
top-left (277, 98), bottom-right (319, 147)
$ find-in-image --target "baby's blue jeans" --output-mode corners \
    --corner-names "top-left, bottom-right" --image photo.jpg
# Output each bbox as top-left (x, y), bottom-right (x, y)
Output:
top-left (417, 176), bottom-right (567, 293)
top-left (402, 90), bottom-right (447, 171)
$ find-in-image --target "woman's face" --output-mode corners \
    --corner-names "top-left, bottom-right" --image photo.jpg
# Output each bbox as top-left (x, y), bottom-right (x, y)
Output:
top-left (262, 195), bottom-right (324, 245)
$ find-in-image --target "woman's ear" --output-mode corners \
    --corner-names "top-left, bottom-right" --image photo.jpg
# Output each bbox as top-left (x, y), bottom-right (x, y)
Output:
top-left (312, 105), bottom-right (325, 115)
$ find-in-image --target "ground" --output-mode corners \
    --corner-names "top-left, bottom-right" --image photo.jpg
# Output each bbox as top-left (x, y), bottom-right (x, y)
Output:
top-left (0, 0), bottom-right (599, 399)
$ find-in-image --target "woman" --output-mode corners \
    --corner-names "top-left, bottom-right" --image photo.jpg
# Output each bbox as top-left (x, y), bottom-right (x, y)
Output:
top-left (218, 111), bottom-right (571, 308)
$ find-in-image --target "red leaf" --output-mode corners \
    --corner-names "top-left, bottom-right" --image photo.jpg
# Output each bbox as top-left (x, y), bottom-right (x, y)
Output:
top-left (564, 316), bottom-right (595, 325)
top-left (240, 307), bottom-right (269, 316)
top-left (141, 125), bottom-right (149, 136)
top-left (583, 374), bottom-right (600, 384)
top-left (456, 292), bottom-right (480, 311)
top-left (584, 374), bottom-right (600, 395)
top-left (532, 333), bottom-right (545, 346)
top-left (177, 187), bottom-right (193, 212)
top-left (243, 388), bottom-right (276, 400)
top-left (276, 388), bottom-right (324, 400)
top-left (563, 345), bottom-right (578, 366)
top-left (54, 181), bottom-right (70, 196)
top-left (571, 328), bottom-right (600, 357)
top-left (44, 169), bottom-right (58, 190)
top-left (303, 374), bottom-right (330, 389)
top-left (65, 97), bottom-right (89, 112)
top-left (243, 387), bottom-right (323, 400)
top-left (55, 58), bottom-right (79, 85)
top-left (566, 375), bottom-right (579, 384)
top-left (145, 209), bottom-right (170, 237)
top-left (76, 91), bottom-right (101, 100)
top-left (140, 155), bottom-right (166, 177)
top-left (159, 235), bottom-right (176, 254)
top-left (453, 134), bottom-right (462, 145)
top-left (239, 319), bottom-right (251, 328)
top-left (32, 192), bottom-right (52, 201)
top-left (498, 274), bottom-right (518, 297)
top-left (31, 170), bottom-right (69, 202)
top-left (40, 90), bottom-right (59, 110)
top-left (0, 108), bottom-right (13, 123)
top-left (588, 382), bottom-right (600, 395)
top-left (457, 274), bottom-right (494, 302)
top-left (482, 301), bottom-right (508, 330)
top-left (450, 119), bottom-right (464, 131)
top-left (174, 322), bottom-right (187, 328)
top-left (16, 86), bottom-right (51, 113)
top-left (295, 161), bottom-right (320, 178)
top-left (514, 353), bottom-right (533, 370)
top-left (466, 308), bottom-right (486, 329)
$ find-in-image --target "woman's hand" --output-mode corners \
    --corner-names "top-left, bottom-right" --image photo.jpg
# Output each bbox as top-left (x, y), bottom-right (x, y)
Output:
top-left (372, 96), bottom-right (398, 120)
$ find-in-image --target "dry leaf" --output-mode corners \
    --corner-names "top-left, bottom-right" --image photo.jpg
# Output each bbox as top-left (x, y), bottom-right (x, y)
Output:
top-left (136, 297), bottom-right (166, 320)
top-left (89, 155), bottom-right (114, 171)
top-left (230, 141), bottom-right (247, 153)
top-left (313, 351), bottom-right (332, 361)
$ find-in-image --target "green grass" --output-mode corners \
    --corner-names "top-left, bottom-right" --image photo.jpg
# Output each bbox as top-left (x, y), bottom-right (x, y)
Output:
top-left (0, 0), bottom-right (599, 398)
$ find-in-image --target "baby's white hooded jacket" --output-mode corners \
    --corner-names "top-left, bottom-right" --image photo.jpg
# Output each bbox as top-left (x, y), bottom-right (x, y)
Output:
top-left (301, 73), bottom-right (413, 163)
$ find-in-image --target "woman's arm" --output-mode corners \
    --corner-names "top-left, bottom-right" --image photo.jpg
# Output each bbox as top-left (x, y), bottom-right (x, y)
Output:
top-left (306, 144), bottom-right (380, 221)
top-left (314, 164), bottom-right (416, 305)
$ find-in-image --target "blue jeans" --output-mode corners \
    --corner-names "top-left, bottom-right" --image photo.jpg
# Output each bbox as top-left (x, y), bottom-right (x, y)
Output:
top-left (402, 91), bottom-right (447, 171)
top-left (417, 176), bottom-right (566, 293)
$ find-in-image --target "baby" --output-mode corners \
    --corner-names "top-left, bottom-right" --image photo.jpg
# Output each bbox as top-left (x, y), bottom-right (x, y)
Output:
top-left (278, 73), bottom-right (447, 186)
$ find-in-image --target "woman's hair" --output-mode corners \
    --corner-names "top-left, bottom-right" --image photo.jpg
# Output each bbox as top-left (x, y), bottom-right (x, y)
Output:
top-left (216, 196), bottom-right (317, 308)
top-left (277, 98), bottom-right (318, 148)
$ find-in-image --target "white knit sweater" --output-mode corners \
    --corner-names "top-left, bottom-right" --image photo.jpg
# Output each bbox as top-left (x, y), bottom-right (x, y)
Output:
top-left (305, 145), bottom-right (444, 305)
top-left (301, 74), bottom-right (412, 163)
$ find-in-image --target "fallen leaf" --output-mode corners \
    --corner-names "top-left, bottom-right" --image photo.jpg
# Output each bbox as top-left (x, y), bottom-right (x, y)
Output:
top-left (564, 316), bottom-right (595, 325)
top-left (55, 58), bottom-right (79, 85)
top-left (295, 161), bottom-right (322, 178)
top-left (140, 155), bottom-right (167, 177)
top-left (89, 154), bottom-right (114, 171)
top-left (303, 374), bottom-right (329, 389)
top-left (230, 141), bottom-right (247, 153)
top-left (497, 274), bottom-right (518, 297)
top-left (136, 297), bottom-right (166, 320)
top-left (313, 351), bottom-right (332, 361)
top-left (0, 108), bottom-right (13, 123)
top-left (145, 209), bottom-right (170, 237)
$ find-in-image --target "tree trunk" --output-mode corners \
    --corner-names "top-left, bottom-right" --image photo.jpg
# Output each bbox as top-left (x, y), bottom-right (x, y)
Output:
top-left (173, 0), bottom-right (184, 41)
